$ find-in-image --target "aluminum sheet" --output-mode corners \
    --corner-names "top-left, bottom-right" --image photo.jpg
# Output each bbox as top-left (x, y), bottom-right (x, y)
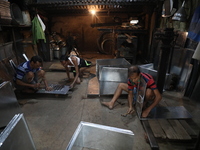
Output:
top-left (139, 63), bottom-right (171, 89)
top-left (36, 84), bottom-right (70, 95)
top-left (96, 58), bottom-right (130, 96)
top-left (145, 106), bottom-right (192, 120)
top-left (0, 114), bottom-right (36, 150)
top-left (99, 67), bottom-right (128, 96)
top-left (135, 76), bottom-right (146, 118)
top-left (99, 81), bottom-right (127, 95)
top-left (66, 121), bottom-right (134, 150)
top-left (99, 67), bottom-right (128, 82)
top-left (0, 81), bottom-right (21, 128)
top-left (96, 58), bottom-right (131, 80)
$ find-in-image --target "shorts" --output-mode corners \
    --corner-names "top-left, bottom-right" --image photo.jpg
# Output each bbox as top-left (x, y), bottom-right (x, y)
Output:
top-left (71, 58), bottom-right (92, 76)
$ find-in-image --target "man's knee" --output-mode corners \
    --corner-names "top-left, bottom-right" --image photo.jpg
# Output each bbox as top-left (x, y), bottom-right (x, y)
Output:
top-left (145, 88), bottom-right (155, 101)
top-left (26, 72), bottom-right (34, 83)
top-left (118, 83), bottom-right (128, 90)
top-left (37, 70), bottom-right (45, 78)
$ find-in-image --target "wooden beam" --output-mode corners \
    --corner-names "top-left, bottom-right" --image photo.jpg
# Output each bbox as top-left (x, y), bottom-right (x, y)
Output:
top-left (142, 120), bottom-right (159, 150)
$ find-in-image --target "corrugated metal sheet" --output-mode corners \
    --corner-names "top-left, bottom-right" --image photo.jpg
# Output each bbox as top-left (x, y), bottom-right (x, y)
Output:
top-left (28, 0), bottom-right (164, 15)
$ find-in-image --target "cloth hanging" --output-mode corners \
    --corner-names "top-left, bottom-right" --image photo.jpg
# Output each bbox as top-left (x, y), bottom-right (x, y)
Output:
top-left (32, 15), bottom-right (46, 44)
top-left (37, 14), bottom-right (46, 31)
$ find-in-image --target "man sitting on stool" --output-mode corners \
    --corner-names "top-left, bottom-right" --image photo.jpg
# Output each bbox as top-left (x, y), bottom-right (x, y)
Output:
top-left (101, 65), bottom-right (162, 118)
top-left (14, 55), bottom-right (52, 93)
top-left (60, 55), bottom-right (92, 89)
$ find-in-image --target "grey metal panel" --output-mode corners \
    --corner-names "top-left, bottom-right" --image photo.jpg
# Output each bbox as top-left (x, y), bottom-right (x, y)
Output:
top-left (139, 63), bottom-right (171, 89)
top-left (145, 106), bottom-right (192, 120)
top-left (0, 81), bottom-right (21, 128)
top-left (96, 58), bottom-right (131, 80)
top-left (0, 114), bottom-right (36, 150)
top-left (135, 76), bottom-right (147, 119)
top-left (96, 58), bottom-right (130, 96)
top-left (99, 67), bottom-right (128, 82)
top-left (99, 81), bottom-right (127, 95)
top-left (99, 67), bottom-right (128, 95)
top-left (36, 84), bottom-right (70, 95)
top-left (66, 121), bottom-right (134, 150)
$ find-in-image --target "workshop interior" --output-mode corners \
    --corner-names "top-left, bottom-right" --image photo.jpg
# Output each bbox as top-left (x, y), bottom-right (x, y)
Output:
top-left (0, 0), bottom-right (200, 150)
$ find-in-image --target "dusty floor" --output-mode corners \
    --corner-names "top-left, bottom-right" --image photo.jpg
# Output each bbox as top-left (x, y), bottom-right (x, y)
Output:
top-left (17, 52), bottom-right (200, 150)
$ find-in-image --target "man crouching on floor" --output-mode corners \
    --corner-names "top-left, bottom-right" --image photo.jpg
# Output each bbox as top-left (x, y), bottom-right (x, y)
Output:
top-left (101, 65), bottom-right (162, 118)
top-left (14, 55), bottom-right (52, 93)
top-left (60, 55), bottom-right (92, 89)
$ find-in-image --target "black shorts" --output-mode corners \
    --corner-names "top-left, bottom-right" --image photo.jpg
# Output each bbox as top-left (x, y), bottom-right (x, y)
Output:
top-left (71, 59), bottom-right (92, 76)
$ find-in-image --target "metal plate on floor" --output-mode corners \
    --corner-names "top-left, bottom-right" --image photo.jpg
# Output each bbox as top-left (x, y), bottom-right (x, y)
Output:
top-left (66, 121), bottom-right (134, 150)
top-left (0, 114), bottom-right (36, 150)
top-left (0, 81), bottom-right (21, 128)
top-left (142, 106), bottom-right (192, 120)
top-left (36, 84), bottom-right (70, 95)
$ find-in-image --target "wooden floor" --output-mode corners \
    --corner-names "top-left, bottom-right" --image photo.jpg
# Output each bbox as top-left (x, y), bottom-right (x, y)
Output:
top-left (142, 96), bottom-right (200, 150)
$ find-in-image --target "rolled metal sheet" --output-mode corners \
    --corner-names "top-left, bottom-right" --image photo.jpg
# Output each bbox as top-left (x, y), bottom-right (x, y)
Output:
top-left (0, 81), bottom-right (21, 128)
top-left (0, 114), bottom-right (36, 150)
top-left (66, 121), bottom-right (134, 150)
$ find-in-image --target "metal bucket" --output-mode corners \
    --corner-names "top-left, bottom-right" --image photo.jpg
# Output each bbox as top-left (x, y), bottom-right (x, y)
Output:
top-left (22, 11), bottom-right (31, 26)
top-left (53, 46), bottom-right (60, 59)
top-left (61, 46), bottom-right (67, 56)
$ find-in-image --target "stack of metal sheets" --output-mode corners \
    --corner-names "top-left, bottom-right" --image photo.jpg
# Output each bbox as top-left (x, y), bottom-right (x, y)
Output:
top-left (0, 0), bottom-right (12, 25)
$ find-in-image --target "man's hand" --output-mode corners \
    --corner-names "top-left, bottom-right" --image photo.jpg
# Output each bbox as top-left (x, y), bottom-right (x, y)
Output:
top-left (69, 83), bottom-right (74, 89)
top-left (142, 108), bottom-right (151, 118)
top-left (32, 83), bottom-right (40, 89)
top-left (45, 86), bottom-right (53, 91)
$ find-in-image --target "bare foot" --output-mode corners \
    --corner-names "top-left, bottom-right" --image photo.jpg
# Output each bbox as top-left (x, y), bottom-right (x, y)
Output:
top-left (127, 108), bottom-right (135, 114)
top-left (101, 101), bottom-right (114, 109)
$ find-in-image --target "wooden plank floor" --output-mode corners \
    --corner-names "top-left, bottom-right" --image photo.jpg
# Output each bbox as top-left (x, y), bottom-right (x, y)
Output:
top-left (148, 120), bottom-right (166, 139)
top-left (168, 120), bottom-right (191, 140)
top-left (148, 119), bottom-right (198, 141)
